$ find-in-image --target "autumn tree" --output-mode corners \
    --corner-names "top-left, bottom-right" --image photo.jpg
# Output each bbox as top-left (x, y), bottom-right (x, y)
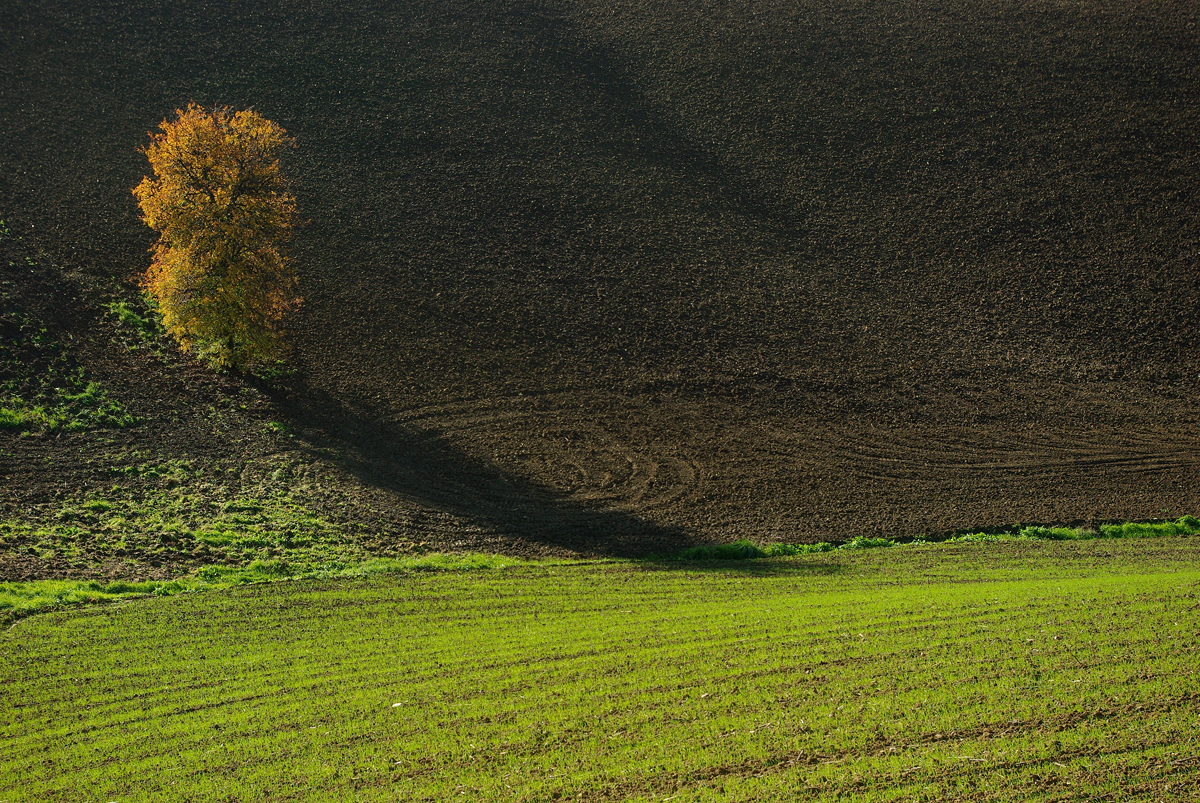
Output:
top-left (133, 104), bottom-right (299, 370)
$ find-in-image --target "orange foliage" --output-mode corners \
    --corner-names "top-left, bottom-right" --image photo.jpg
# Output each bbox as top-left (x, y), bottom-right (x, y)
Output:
top-left (133, 104), bottom-right (299, 370)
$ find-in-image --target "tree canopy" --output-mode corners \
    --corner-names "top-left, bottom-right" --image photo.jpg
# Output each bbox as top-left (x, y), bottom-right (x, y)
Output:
top-left (133, 104), bottom-right (299, 370)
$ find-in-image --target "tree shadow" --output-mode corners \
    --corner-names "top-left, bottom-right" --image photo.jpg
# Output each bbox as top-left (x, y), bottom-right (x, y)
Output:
top-left (274, 381), bottom-right (702, 559)
top-left (490, 0), bottom-right (804, 231)
top-left (267, 380), bottom-right (846, 576)
top-left (303, 0), bottom-right (806, 234)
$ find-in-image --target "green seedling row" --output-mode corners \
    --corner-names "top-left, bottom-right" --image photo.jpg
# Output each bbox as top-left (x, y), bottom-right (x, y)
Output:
top-left (3, 538), bottom-right (1198, 801)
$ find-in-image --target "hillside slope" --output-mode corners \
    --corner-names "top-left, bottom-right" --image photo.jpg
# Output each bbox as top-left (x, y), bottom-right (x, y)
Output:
top-left (2, 0), bottom-right (1199, 571)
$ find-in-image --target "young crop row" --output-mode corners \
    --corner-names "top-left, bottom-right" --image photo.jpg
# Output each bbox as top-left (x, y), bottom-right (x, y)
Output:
top-left (3, 538), bottom-right (1198, 801)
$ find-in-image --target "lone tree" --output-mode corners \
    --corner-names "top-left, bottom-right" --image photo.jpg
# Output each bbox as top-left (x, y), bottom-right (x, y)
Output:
top-left (134, 104), bottom-right (299, 370)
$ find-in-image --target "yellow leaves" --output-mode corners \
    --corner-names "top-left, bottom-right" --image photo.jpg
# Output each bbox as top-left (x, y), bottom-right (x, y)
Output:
top-left (133, 104), bottom-right (299, 370)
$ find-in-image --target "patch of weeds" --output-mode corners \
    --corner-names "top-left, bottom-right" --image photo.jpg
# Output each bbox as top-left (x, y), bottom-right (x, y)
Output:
top-left (59, 381), bottom-right (138, 428)
top-left (1020, 525), bottom-right (1088, 540)
top-left (677, 537), bottom-right (885, 561)
top-left (838, 536), bottom-right (894, 550)
top-left (948, 531), bottom-right (1033, 544)
top-left (105, 298), bottom-right (161, 342)
top-left (2, 458), bottom-right (368, 575)
top-left (0, 373), bottom-right (137, 433)
top-left (104, 295), bottom-right (173, 363)
top-left (949, 516), bottom-right (1200, 544)
top-left (256, 361), bottom-right (297, 383)
top-left (246, 558), bottom-right (294, 578)
top-left (672, 516), bottom-right (1200, 562)
top-left (196, 564), bottom-right (242, 582)
top-left (87, 579), bottom-right (160, 595)
top-left (1099, 516), bottom-right (1200, 538)
top-left (197, 559), bottom-right (296, 583)
top-left (0, 407), bottom-right (26, 429)
top-left (196, 530), bottom-right (235, 547)
top-left (0, 575), bottom-right (209, 625)
top-left (764, 542), bottom-right (835, 555)
top-left (677, 539), bottom-right (767, 560)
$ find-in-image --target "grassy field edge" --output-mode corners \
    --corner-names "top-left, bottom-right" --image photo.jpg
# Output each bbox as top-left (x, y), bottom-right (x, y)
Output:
top-left (5, 515), bottom-right (1198, 628)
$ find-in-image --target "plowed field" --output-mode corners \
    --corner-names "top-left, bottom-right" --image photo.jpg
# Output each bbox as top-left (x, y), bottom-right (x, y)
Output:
top-left (2, 0), bottom-right (1199, 562)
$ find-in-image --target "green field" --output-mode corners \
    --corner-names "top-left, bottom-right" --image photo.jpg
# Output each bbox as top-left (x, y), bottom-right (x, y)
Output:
top-left (4, 538), bottom-right (1199, 802)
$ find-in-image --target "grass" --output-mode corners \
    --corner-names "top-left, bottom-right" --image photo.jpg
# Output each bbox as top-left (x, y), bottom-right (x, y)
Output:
top-left (0, 238), bottom-right (140, 433)
top-left (4, 510), bottom-right (1198, 626)
top-left (949, 517), bottom-right (1200, 544)
top-left (0, 276), bottom-right (138, 433)
top-left (0, 457), bottom-right (374, 577)
top-left (0, 554), bottom-right (532, 626)
top-left (0, 379), bottom-right (138, 432)
top-left (0, 576), bottom-right (210, 619)
top-left (673, 517), bottom-right (1200, 560)
top-left (105, 297), bottom-right (162, 343)
top-left (2, 537), bottom-right (1197, 801)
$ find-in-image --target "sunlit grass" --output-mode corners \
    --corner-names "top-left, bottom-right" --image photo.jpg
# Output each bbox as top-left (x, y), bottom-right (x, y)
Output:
top-left (0, 457), bottom-right (366, 576)
top-left (4, 514), bottom-right (1198, 625)
top-left (0, 553), bottom-right (535, 625)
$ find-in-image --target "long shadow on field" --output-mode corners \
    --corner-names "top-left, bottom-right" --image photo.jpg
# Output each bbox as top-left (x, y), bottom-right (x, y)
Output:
top-left (477, 0), bottom-right (805, 231)
top-left (276, 385), bottom-right (701, 558)
top-left (271, 0), bottom-right (807, 234)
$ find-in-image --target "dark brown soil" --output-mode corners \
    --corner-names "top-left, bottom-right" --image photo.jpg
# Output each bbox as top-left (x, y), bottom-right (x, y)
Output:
top-left (2, 0), bottom-right (1199, 572)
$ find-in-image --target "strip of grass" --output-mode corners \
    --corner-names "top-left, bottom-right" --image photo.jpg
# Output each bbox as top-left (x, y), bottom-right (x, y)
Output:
top-left (2, 538), bottom-right (1198, 801)
top-left (4, 515), bottom-right (1197, 625)
top-left (675, 516), bottom-right (1200, 559)
top-left (0, 553), bottom-right (534, 627)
